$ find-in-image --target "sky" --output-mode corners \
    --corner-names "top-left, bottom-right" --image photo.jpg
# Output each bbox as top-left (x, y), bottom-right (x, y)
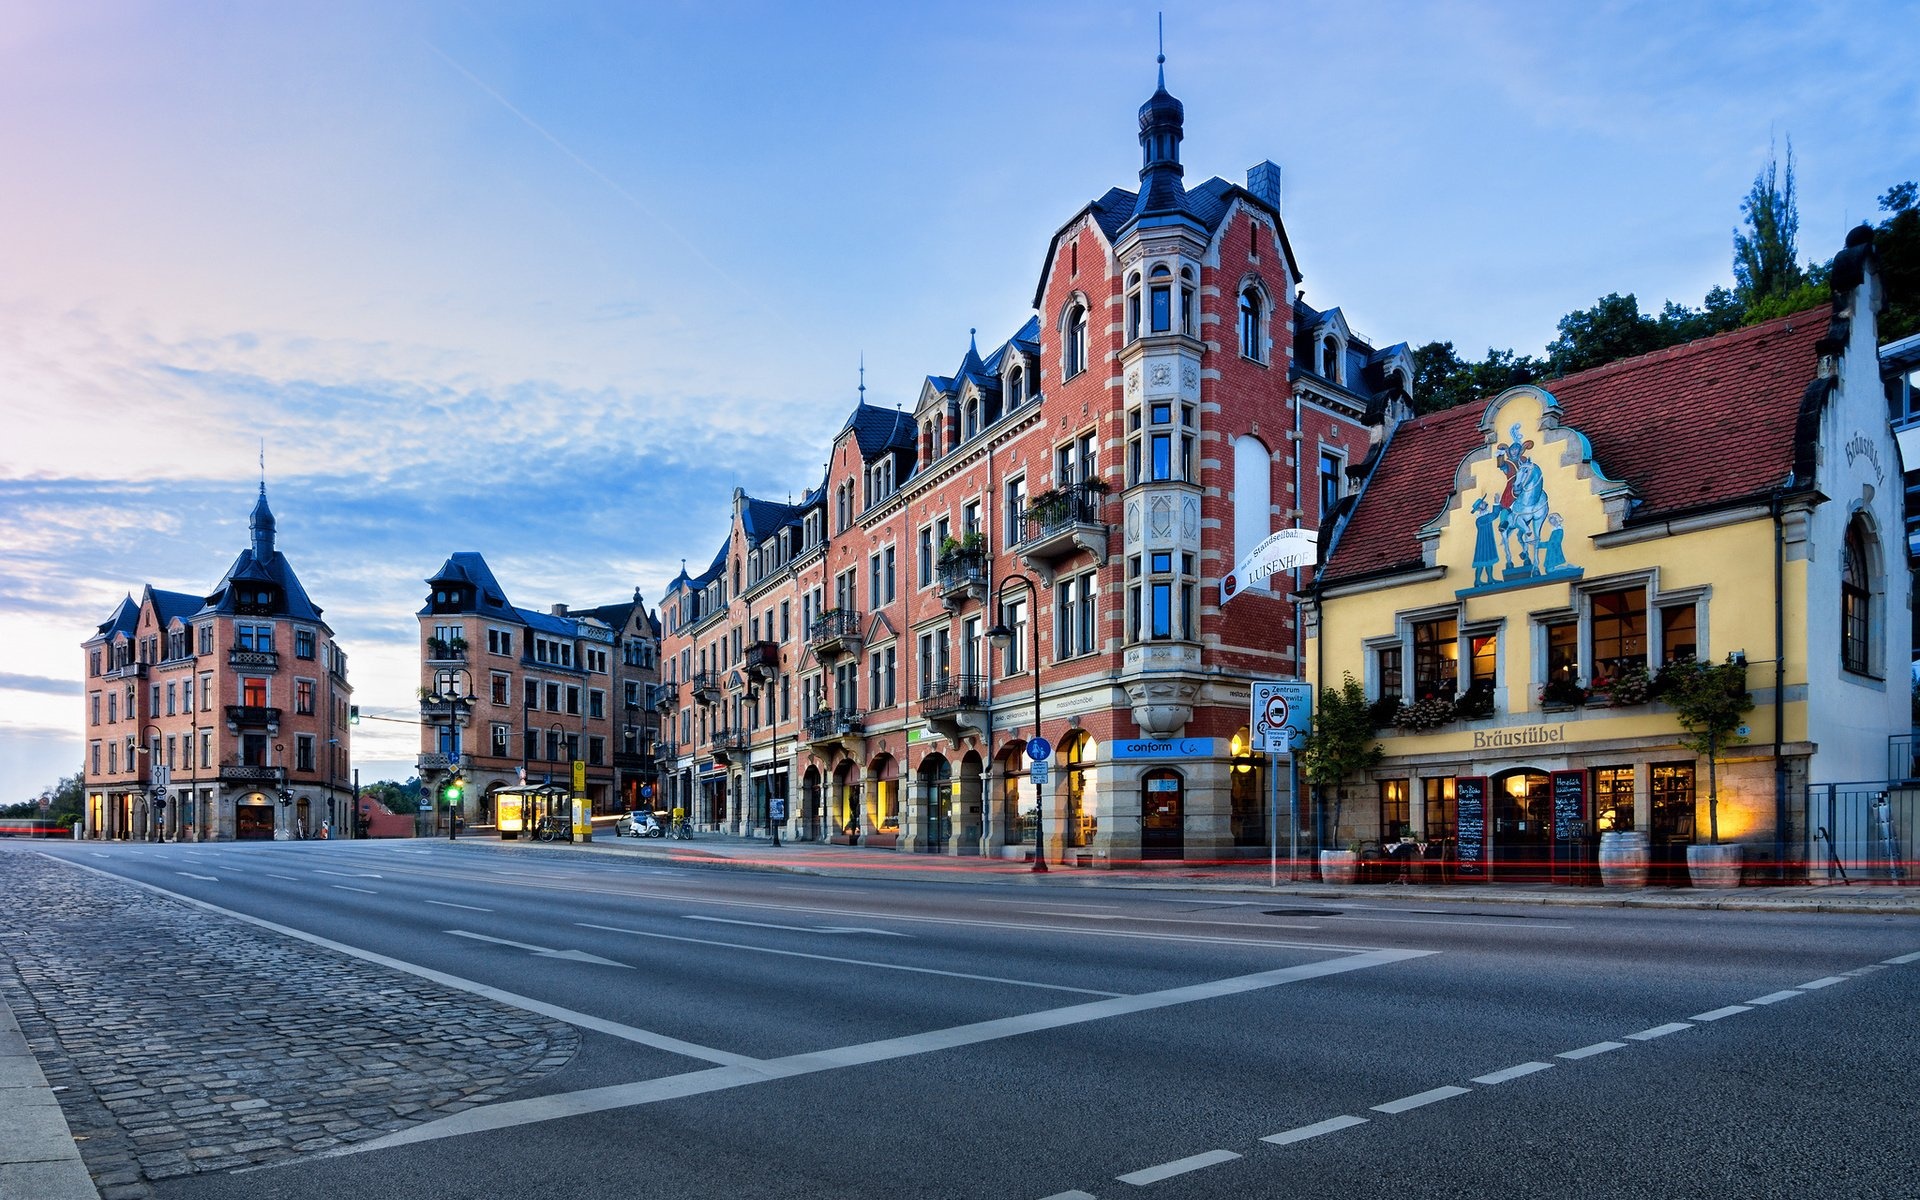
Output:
top-left (2, 0), bottom-right (1915, 800)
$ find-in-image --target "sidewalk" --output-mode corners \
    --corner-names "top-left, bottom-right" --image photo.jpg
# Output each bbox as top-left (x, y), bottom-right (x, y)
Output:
top-left (471, 825), bottom-right (1920, 916)
top-left (0, 996), bottom-right (97, 1200)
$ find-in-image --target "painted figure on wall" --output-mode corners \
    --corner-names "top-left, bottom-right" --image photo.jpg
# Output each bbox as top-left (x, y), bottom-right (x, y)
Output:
top-left (1471, 497), bottom-right (1500, 586)
top-left (1496, 424), bottom-right (1549, 574)
top-left (1457, 415), bottom-right (1581, 598)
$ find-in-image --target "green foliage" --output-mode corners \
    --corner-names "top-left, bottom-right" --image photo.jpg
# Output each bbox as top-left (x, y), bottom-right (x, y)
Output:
top-left (1661, 659), bottom-right (1755, 844)
top-left (1734, 139), bottom-right (1803, 307)
top-left (1876, 182), bottom-right (1919, 342)
top-left (1409, 342), bottom-right (1542, 414)
top-left (1299, 673), bottom-right (1385, 788)
top-left (365, 778), bottom-right (423, 815)
top-left (1547, 293), bottom-right (1664, 375)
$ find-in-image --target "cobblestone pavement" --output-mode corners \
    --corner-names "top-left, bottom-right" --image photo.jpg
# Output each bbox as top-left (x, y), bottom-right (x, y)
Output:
top-left (0, 850), bottom-right (579, 1200)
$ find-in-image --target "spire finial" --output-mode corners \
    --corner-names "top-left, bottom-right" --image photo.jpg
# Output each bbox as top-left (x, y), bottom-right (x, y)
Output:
top-left (858, 353), bottom-right (866, 403)
top-left (259, 438), bottom-right (266, 490)
top-left (1157, 11), bottom-right (1165, 85)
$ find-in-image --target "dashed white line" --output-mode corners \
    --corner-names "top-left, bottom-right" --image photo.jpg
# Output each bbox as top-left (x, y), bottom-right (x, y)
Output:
top-left (1882, 951), bottom-right (1920, 965)
top-left (1116, 1149), bottom-right (1240, 1186)
top-left (263, 874), bottom-right (298, 881)
top-left (1797, 976), bottom-right (1846, 990)
top-left (1690, 1005), bottom-right (1751, 1022)
top-left (1844, 965), bottom-right (1888, 976)
top-left (1040, 1191), bottom-right (1098, 1200)
top-left (1558, 1041), bottom-right (1628, 1060)
top-left (331, 885), bottom-right (378, 895)
top-left (1471, 1061), bottom-right (1553, 1085)
top-left (1625, 1022), bottom-right (1692, 1041)
top-left (1746, 990), bottom-right (1803, 1005)
top-left (1371, 1085), bottom-right (1470, 1114)
top-left (425, 900), bottom-right (493, 912)
top-left (1262, 1115), bottom-right (1369, 1145)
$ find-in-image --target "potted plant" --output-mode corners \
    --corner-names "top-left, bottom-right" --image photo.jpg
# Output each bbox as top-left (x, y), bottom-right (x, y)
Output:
top-left (1320, 841), bottom-right (1361, 885)
top-left (425, 636), bottom-right (450, 658)
top-left (1393, 692), bottom-right (1457, 732)
top-left (1299, 673), bottom-right (1384, 882)
top-left (1603, 662), bottom-right (1652, 706)
top-left (937, 531), bottom-right (987, 565)
top-left (1664, 656), bottom-right (1755, 887)
top-left (1454, 681), bottom-right (1496, 720)
top-left (448, 634), bottom-right (469, 653)
top-left (1538, 676), bottom-right (1589, 709)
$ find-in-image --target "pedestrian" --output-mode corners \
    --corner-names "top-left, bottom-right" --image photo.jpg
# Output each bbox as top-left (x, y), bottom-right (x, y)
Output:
top-left (296, 817), bottom-right (306, 840)
top-left (769, 795), bottom-right (786, 846)
top-left (320, 819), bottom-right (331, 840)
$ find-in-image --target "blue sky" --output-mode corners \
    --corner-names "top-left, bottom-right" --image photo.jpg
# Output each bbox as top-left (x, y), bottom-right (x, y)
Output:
top-left (2, 0), bottom-right (1915, 799)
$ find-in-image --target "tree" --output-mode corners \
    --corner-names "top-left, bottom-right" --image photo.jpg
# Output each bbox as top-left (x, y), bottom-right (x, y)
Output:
top-left (1662, 659), bottom-right (1755, 845)
top-left (1298, 673), bottom-right (1385, 847)
top-left (1547, 292), bottom-right (1663, 375)
top-left (1876, 181), bottom-right (1919, 341)
top-left (1410, 341), bottom-right (1542, 414)
top-left (365, 778), bottom-right (423, 814)
top-left (1655, 287), bottom-right (1746, 344)
top-left (1734, 140), bottom-right (1804, 308)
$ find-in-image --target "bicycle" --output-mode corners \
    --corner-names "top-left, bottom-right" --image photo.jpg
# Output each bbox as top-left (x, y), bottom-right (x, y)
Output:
top-left (670, 818), bottom-right (694, 841)
top-left (535, 816), bottom-right (570, 843)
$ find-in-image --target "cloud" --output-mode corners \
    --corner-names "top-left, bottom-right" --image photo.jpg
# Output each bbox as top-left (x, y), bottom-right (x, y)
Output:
top-left (0, 673), bottom-right (77, 696)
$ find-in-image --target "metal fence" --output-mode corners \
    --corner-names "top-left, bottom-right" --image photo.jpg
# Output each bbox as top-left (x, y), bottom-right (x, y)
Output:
top-left (1794, 784), bottom-right (1913, 884)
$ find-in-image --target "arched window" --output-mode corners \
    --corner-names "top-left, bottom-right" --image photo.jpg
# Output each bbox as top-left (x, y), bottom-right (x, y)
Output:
top-left (1125, 272), bottom-right (1142, 344)
top-left (1065, 303), bottom-right (1089, 379)
top-left (1841, 516), bottom-right (1875, 674)
top-left (1239, 288), bottom-right (1265, 363)
top-left (1321, 336), bottom-right (1341, 382)
top-left (1007, 365), bottom-right (1025, 408)
top-left (1149, 264), bottom-right (1173, 334)
top-left (963, 397), bottom-right (980, 441)
top-left (1180, 267), bottom-right (1196, 336)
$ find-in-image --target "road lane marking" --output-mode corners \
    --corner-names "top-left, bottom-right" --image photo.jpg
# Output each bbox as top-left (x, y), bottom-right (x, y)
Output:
top-left (1882, 951), bottom-right (1920, 965)
top-left (425, 900), bottom-right (493, 912)
top-left (314, 869), bottom-right (382, 879)
top-left (448, 930), bottom-right (632, 969)
top-left (1262, 1115), bottom-right (1369, 1145)
top-left (1370, 1085), bottom-right (1470, 1114)
top-left (579, 923), bottom-right (1122, 996)
top-left (1797, 976), bottom-right (1846, 990)
top-left (1625, 1023), bottom-right (1691, 1041)
top-left (263, 874), bottom-right (299, 881)
top-left (48, 857), bottom-right (755, 1069)
top-left (1558, 1041), bottom-right (1627, 1060)
top-left (1471, 1062), bottom-right (1553, 1085)
top-left (1117, 1149), bottom-right (1240, 1185)
top-left (683, 915), bottom-right (912, 937)
top-left (1746, 990), bottom-right (1802, 1005)
top-left (1690, 1005), bottom-right (1750, 1021)
top-left (1040, 1193), bottom-right (1098, 1200)
top-left (319, 948), bottom-right (1435, 1158)
top-left (331, 885), bottom-right (378, 895)
top-left (176, 872), bottom-right (218, 881)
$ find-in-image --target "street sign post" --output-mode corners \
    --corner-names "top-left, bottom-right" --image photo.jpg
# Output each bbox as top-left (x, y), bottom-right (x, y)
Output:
top-left (1027, 737), bottom-right (1052, 762)
top-left (1251, 681), bottom-right (1313, 885)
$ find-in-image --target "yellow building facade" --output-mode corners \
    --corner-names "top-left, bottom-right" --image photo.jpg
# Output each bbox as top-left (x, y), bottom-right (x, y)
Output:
top-left (1308, 229), bottom-right (1904, 884)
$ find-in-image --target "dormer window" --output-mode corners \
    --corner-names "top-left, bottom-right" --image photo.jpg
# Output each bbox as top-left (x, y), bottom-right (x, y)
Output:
top-left (1007, 364), bottom-right (1025, 408)
top-left (1321, 335), bottom-right (1343, 383)
top-left (963, 397), bottom-right (980, 440)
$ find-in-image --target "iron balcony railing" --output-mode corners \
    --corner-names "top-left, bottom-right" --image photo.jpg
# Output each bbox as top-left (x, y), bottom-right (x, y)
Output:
top-left (807, 609), bottom-right (864, 654)
top-left (804, 707), bottom-right (865, 742)
top-left (228, 647), bottom-right (280, 670)
top-left (690, 671), bottom-right (724, 702)
top-left (920, 673), bottom-right (987, 716)
top-left (935, 547), bottom-right (988, 593)
top-left (1019, 482), bottom-right (1105, 545)
top-left (745, 640), bottom-right (781, 679)
top-left (224, 705), bottom-right (281, 728)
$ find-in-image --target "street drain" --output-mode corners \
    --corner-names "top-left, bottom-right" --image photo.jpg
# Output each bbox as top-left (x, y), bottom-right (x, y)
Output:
top-left (1263, 909), bottom-right (1343, 917)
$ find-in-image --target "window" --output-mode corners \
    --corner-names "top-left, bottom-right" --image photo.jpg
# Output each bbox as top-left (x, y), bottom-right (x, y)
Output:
top-left (200, 672), bottom-right (213, 711)
top-left (1842, 517), bottom-right (1874, 675)
top-left (1007, 364), bottom-right (1026, 407)
top-left (491, 673), bottom-right (510, 705)
top-left (1005, 477), bottom-right (1027, 547)
top-left (1128, 401), bottom-right (1194, 485)
top-left (491, 724), bottom-right (510, 757)
top-left (183, 678), bottom-right (193, 712)
top-left (1240, 287), bottom-right (1266, 362)
top-left (166, 682), bottom-right (176, 715)
top-left (1055, 571), bottom-right (1097, 659)
top-left (1000, 598), bottom-right (1028, 674)
top-left (197, 625), bottom-right (212, 655)
top-left (295, 628), bottom-right (316, 659)
top-left (1128, 553), bottom-right (1196, 642)
top-left (1126, 271), bottom-right (1142, 342)
top-left (918, 629), bottom-right (951, 690)
top-left (295, 735), bottom-right (315, 772)
top-left (566, 685), bottom-right (580, 716)
top-left (237, 623), bottom-right (274, 652)
top-left (1590, 587), bottom-right (1648, 681)
top-left (1424, 777), bottom-right (1457, 840)
top-left (1318, 450), bottom-right (1343, 519)
top-left (1380, 779), bottom-right (1411, 840)
top-left (90, 692), bottom-right (100, 725)
top-left (589, 689), bottom-right (605, 719)
top-left (1149, 264), bottom-right (1172, 333)
top-left (588, 736), bottom-right (604, 766)
top-left (1594, 766), bottom-right (1634, 833)
top-left (918, 526), bottom-right (935, 588)
top-left (1411, 617), bottom-right (1458, 697)
top-left (1660, 605), bottom-right (1697, 664)
top-left (1064, 303), bottom-right (1088, 378)
top-left (1651, 763), bottom-right (1695, 844)
top-left (869, 645), bottom-right (897, 709)
top-left (1545, 621), bottom-right (1579, 686)
top-left (200, 730), bottom-right (212, 769)
top-left (547, 682), bottom-right (561, 711)
top-left (295, 679), bottom-right (315, 715)
top-left (242, 678), bottom-right (268, 707)
top-left (488, 628), bottom-right (513, 656)
top-left (869, 552), bottom-right (883, 610)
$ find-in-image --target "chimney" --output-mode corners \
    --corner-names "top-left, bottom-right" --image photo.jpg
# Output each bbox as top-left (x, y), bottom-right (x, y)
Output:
top-left (1247, 160), bottom-right (1282, 211)
top-left (551, 603), bottom-right (569, 617)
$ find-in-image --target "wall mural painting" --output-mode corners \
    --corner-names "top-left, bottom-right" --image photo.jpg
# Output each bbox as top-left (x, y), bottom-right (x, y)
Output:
top-left (1458, 419), bottom-right (1582, 598)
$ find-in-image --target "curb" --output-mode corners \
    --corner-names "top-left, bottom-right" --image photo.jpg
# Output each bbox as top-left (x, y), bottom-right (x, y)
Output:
top-left (0, 997), bottom-right (100, 1200)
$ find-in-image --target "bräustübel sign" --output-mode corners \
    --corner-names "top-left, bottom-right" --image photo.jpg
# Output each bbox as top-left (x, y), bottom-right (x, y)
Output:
top-left (1221, 527), bottom-right (1317, 602)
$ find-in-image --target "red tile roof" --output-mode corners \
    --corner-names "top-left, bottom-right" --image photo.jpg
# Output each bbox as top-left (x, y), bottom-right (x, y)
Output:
top-left (1320, 306), bottom-right (1832, 586)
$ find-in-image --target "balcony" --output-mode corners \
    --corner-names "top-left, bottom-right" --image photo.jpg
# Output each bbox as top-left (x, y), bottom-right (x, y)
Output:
top-left (418, 696), bottom-right (475, 725)
top-left (613, 748), bottom-right (654, 771)
top-left (416, 752), bottom-right (472, 773)
top-left (651, 739), bottom-right (679, 761)
top-left (920, 673), bottom-right (988, 743)
top-left (710, 727), bottom-right (751, 763)
top-left (808, 609), bottom-right (865, 663)
top-left (745, 639), bottom-right (781, 681)
top-left (691, 671), bottom-right (724, 704)
top-left (106, 660), bottom-right (148, 680)
top-left (227, 647), bottom-right (280, 671)
top-left (646, 681), bottom-right (678, 711)
top-left (224, 705), bottom-right (281, 731)
top-left (424, 637), bottom-right (468, 664)
top-left (218, 762), bottom-right (285, 785)
top-left (803, 707), bottom-right (865, 754)
top-left (1890, 734), bottom-right (1920, 783)
top-left (1018, 483), bottom-right (1109, 585)
top-left (935, 546), bottom-right (989, 612)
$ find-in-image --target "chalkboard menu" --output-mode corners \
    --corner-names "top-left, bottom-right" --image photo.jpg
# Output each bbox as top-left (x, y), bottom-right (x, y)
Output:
top-left (1552, 771), bottom-right (1586, 841)
top-left (1455, 776), bottom-right (1488, 879)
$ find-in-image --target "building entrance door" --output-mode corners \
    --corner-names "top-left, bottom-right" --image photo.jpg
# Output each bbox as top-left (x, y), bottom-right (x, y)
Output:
top-left (1491, 769), bottom-right (1552, 881)
top-left (1141, 769), bottom-right (1184, 860)
top-left (919, 756), bottom-right (952, 853)
top-left (235, 800), bottom-right (274, 840)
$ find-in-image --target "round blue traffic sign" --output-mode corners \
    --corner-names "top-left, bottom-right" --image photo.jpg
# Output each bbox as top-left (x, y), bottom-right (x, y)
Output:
top-left (1028, 737), bottom-right (1052, 762)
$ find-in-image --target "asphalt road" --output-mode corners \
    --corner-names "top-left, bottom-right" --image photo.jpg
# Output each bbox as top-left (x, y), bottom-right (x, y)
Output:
top-left (15, 839), bottom-right (1919, 1200)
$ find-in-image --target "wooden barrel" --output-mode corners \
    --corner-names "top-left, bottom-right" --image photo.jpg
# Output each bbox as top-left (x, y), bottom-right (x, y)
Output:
top-left (1598, 831), bottom-right (1650, 888)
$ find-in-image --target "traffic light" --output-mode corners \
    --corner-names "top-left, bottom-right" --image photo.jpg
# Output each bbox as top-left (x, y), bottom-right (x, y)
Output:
top-left (444, 774), bottom-right (465, 807)
top-left (349, 705), bottom-right (360, 724)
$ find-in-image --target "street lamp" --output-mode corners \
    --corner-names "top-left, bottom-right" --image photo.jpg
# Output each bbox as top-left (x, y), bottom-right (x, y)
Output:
top-left (986, 573), bottom-right (1047, 873)
top-left (274, 740), bottom-right (293, 839)
top-left (136, 723), bottom-right (167, 842)
top-left (429, 668), bottom-right (473, 837)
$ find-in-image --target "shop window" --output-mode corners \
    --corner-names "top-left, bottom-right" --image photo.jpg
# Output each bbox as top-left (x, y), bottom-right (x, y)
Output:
top-left (1594, 766), bottom-right (1634, 833)
top-left (1423, 777), bottom-right (1457, 841)
top-left (1229, 731), bottom-right (1266, 847)
top-left (1650, 763), bottom-right (1695, 844)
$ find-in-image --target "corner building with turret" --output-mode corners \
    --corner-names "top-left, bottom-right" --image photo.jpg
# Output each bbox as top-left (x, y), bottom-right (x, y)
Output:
top-left (657, 66), bottom-right (1411, 863)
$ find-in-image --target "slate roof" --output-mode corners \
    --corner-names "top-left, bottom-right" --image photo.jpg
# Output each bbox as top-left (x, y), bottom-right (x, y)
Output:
top-left (843, 403), bottom-right (917, 460)
top-left (206, 546), bottom-right (325, 623)
top-left (92, 595), bottom-right (140, 640)
top-left (420, 551), bottom-right (582, 637)
top-left (1320, 306), bottom-right (1833, 587)
top-left (149, 587), bottom-right (203, 628)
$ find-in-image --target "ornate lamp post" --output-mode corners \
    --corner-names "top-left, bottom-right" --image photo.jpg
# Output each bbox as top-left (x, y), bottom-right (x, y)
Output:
top-left (428, 667), bottom-right (473, 837)
top-left (136, 723), bottom-right (167, 842)
top-left (274, 740), bottom-right (293, 839)
top-left (986, 573), bottom-right (1047, 873)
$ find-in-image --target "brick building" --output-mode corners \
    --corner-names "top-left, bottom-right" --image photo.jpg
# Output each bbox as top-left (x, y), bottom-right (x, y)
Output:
top-left (80, 486), bottom-right (355, 840)
top-left (656, 64), bottom-right (1407, 863)
top-left (416, 554), bottom-right (661, 831)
